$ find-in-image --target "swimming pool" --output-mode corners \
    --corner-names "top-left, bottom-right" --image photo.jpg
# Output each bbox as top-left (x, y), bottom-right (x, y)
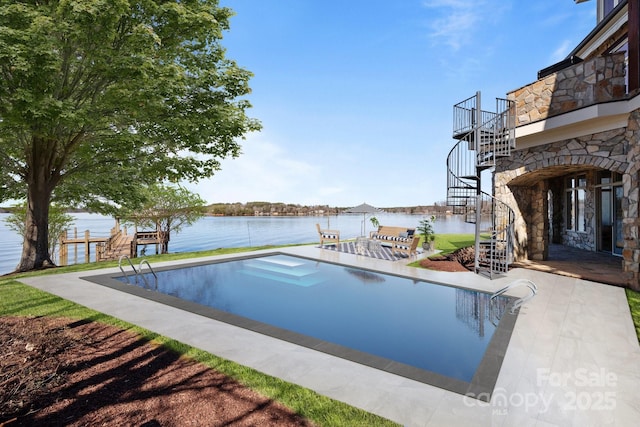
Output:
top-left (84, 253), bottom-right (517, 399)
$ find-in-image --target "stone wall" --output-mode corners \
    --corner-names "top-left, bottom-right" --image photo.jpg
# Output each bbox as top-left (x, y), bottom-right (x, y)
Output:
top-left (508, 52), bottom-right (626, 126)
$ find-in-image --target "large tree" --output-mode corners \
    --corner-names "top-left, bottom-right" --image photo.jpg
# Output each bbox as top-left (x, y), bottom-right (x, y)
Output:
top-left (0, 0), bottom-right (260, 272)
top-left (123, 184), bottom-right (207, 254)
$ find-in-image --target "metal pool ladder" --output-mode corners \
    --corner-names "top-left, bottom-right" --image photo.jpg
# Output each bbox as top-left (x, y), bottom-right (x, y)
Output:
top-left (489, 279), bottom-right (537, 324)
top-left (118, 256), bottom-right (158, 289)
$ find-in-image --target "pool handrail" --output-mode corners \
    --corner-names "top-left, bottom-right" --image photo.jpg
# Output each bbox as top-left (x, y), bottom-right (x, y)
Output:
top-left (138, 259), bottom-right (158, 290)
top-left (491, 279), bottom-right (537, 314)
top-left (118, 255), bottom-right (138, 284)
top-left (489, 279), bottom-right (537, 325)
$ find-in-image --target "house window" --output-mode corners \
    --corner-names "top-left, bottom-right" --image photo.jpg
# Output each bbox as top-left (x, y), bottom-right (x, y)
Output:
top-left (600, 0), bottom-right (622, 22)
top-left (566, 175), bottom-right (587, 232)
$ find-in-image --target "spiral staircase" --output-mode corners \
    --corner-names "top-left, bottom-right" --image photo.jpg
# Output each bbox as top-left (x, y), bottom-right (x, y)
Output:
top-left (446, 92), bottom-right (516, 278)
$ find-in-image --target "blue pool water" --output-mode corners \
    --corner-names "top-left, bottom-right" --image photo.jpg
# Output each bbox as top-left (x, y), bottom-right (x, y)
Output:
top-left (108, 254), bottom-right (512, 385)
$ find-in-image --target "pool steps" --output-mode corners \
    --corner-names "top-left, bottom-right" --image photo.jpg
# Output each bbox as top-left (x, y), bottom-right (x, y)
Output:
top-left (241, 258), bottom-right (325, 287)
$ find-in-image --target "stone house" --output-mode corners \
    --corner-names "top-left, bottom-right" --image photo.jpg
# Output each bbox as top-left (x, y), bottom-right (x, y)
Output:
top-left (494, 0), bottom-right (640, 290)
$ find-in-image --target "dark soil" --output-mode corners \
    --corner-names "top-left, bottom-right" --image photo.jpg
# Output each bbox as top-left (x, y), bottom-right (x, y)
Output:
top-left (0, 316), bottom-right (312, 426)
top-left (419, 247), bottom-right (475, 272)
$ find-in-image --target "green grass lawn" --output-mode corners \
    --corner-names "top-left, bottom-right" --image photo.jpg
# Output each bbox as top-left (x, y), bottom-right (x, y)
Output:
top-left (626, 288), bottom-right (640, 343)
top-left (407, 233), bottom-right (476, 268)
top-left (428, 233), bottom-right (476, 256)
top-left (0, 248), bottom-right (400, 427)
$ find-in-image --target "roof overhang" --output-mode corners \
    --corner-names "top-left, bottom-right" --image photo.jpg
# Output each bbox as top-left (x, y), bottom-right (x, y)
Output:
top-left (569, 0), bottom-right (628, 59)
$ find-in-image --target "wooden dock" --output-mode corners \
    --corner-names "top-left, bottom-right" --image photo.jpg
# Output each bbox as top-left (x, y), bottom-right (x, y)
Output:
top-left (58, 219), bottom-right (165, 266)
top-left (99, 233), bottom-right (134, 261)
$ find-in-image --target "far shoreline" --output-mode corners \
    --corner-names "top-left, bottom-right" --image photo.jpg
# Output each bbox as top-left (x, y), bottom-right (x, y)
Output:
top-left (1, 202), bottom-right (448, 217)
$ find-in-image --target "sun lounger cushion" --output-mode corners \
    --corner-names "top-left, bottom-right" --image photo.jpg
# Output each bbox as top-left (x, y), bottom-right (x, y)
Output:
top-left (370, 233), bottom-right (412, 243)
top-left (321, 232), bottom-right (339, 239)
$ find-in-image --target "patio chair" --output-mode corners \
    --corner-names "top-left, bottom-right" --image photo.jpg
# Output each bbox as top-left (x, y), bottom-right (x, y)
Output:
top-left (393, 235), bottom-right (420, 258)
top-left (316, 223), bottom-right (340, 248)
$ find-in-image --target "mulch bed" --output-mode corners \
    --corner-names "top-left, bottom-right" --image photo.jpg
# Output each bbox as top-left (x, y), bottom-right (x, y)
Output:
top-left (419, 247), bottom-right (475, 272)
top-left (0, 316), bottom-right (312, 427)
top-left (419, 257), bottom-right (471, 272)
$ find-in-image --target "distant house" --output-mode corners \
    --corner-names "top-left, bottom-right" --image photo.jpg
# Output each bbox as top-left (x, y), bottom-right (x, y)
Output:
top-left (496, 0), bottom-right (639, 289)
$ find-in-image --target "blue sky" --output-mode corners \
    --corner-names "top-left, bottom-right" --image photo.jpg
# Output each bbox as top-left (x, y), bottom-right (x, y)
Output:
top-left (191, 0), bottom-right (597, 208)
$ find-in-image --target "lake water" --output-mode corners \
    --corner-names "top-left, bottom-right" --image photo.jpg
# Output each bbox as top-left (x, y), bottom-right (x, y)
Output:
top-left (0, 212), bottom-right (473, 275)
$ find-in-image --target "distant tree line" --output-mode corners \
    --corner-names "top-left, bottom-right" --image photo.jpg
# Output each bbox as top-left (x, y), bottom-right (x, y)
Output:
top-left (205, 202), bottom-right (451, 216)
top-left (1, 201), bottom-right (452, 217)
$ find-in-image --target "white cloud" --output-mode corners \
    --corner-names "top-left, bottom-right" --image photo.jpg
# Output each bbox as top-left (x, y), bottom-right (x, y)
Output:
top-left (422, 0), bottom-right (486, 51)
top-left (550, 39), bottom-right (574, 64)
top-left (182, 131), bottom-right (361, 206)
top-left (183, 133), bottom-right (307, 203)
top-left (180, 126), bottom-right (449, 208)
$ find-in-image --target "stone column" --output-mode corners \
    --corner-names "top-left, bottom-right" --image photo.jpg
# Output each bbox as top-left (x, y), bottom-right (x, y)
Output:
top-left (495, 171), bottom-right (528, 261)
top-left (623, 109), bottom-right (640, 290)
top-left (509, 182), bottom-right (549, 261)
top-left (531, 181), bottom-right (549, 260)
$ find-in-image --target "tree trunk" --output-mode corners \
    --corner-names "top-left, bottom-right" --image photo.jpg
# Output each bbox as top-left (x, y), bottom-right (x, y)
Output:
top-left (15, 187), bottom-right (55, 271)
top-left (159, 230), bottom-right (170, 254)
top-left (15, 139), bottom-right (58, 272)
top-left (160, 219), bottom-right (171, 254)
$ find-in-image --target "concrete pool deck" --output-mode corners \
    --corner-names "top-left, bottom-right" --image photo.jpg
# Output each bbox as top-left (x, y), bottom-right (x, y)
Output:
top-left (20, 246), bottom-right (640, 427)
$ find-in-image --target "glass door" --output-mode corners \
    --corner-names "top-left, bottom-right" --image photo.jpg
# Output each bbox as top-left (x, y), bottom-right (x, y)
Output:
top-left (599, 185), bottom-right (612, 252)
top-left (613, 185), bottom-right (623, 255)
top-left (597, 171), bottom-right (623, 256)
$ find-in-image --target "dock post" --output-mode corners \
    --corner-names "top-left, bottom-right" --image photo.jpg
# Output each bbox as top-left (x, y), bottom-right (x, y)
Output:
top-left (60, 231), bottom-right (67, 266)
top-left (84, 230), bottom-right (90, 263)
top-left (73, 227), bottom-right (78, 265)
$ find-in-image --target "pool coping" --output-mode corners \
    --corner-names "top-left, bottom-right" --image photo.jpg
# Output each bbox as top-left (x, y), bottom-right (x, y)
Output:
top-left (82, 251), bottom-right (520, 401)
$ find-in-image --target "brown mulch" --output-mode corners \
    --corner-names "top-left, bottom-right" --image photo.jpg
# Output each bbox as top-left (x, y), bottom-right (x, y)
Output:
top-left (0, 316), bottom-right (313, 427)
top-left (419, 247), bottom-right (475, 273)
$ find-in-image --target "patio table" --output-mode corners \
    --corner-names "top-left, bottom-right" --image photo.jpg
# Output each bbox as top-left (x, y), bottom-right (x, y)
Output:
top-left (355, 236), bottom-right (368, 255)
top-left (355, 236), bottom-right (383, 254)
top-left (367, 239), bottom-right (382, 252)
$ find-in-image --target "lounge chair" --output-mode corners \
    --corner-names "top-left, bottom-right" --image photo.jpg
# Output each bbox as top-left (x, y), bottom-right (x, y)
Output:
top-left (316, 223), bottom-right (340, 248)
